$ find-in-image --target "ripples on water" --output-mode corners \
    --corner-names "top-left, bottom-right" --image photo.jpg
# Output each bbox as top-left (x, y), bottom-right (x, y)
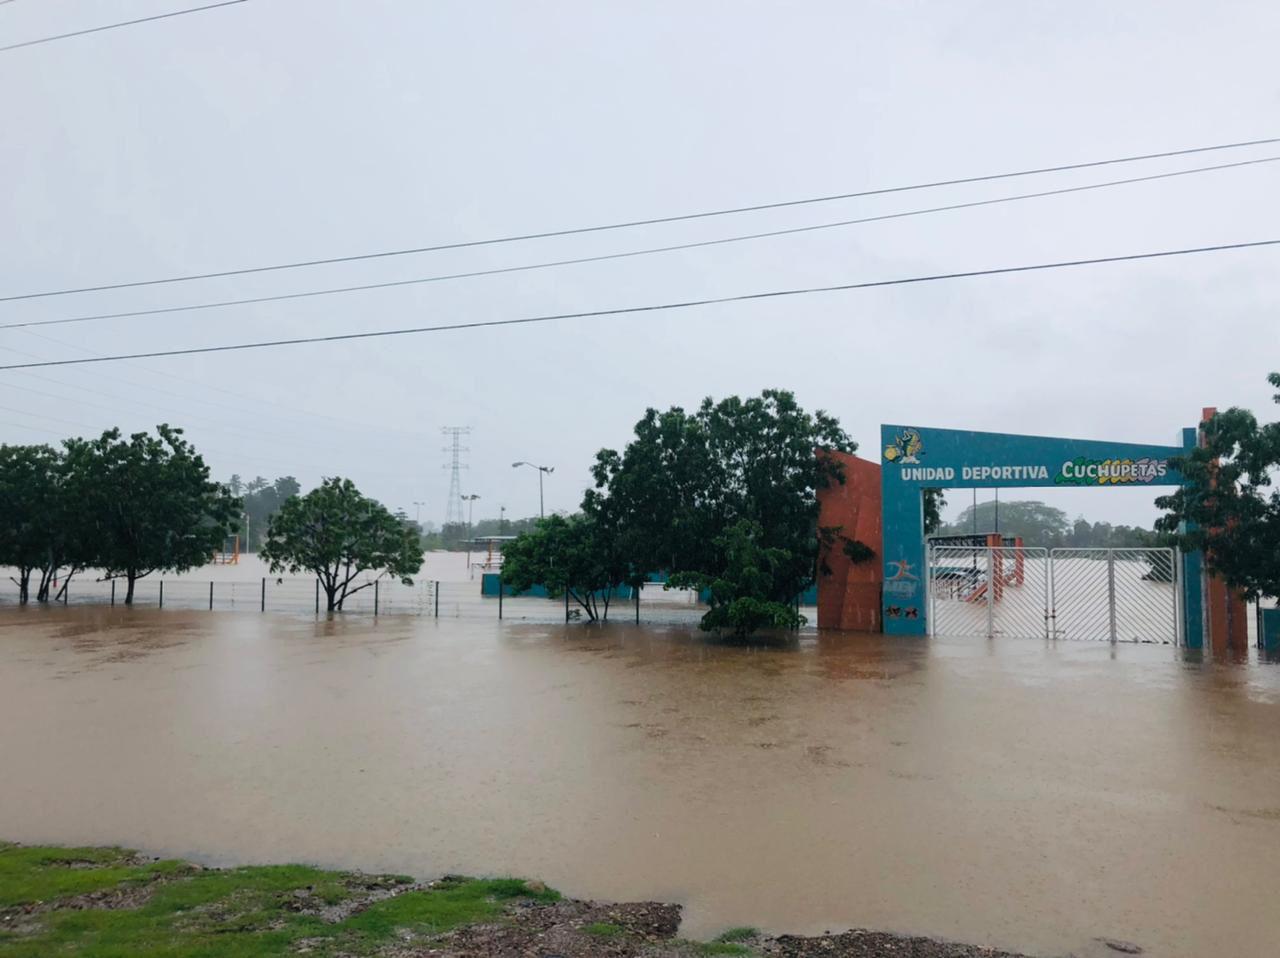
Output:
top-left (1, 607), bottom-right (1278, 957)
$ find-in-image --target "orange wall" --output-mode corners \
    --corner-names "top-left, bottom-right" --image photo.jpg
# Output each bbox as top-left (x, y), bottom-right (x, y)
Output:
top-left (816, 451), bottom-right (883, 631)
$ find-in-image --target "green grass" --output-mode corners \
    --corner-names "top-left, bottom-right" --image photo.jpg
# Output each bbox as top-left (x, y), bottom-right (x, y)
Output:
top-left (583, 920), bottom-right (625, 938)
top-left (714, 926), bottom-right (758, 943)
top-left (0, 844), bottom-right (559, 958)
top-left (697, 943), bottom-right (752, 956)
top-left (0, 843), bottom-right (184, 908)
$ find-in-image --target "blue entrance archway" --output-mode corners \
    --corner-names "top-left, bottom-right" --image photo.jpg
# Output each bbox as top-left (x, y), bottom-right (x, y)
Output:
top-left (878, 423), bottom-right (1203, 645)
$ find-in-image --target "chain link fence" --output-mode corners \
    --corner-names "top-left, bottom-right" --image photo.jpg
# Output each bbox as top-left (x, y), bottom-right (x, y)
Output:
top-left (4, 573), bottom-right (819, 630)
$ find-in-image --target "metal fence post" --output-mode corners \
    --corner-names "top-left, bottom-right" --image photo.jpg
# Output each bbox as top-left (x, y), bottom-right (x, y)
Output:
top-left (64, 581), bottom-right (69, 605)
top-left (1047, 550), bottom-right (1055, 639)
top-left (564, 587), bottom-right (569, 622)
top-left (111, 580), bottom-right (116, 606)
top-left (209, 581), bottom-right (214, 611)
top-left (260, 577), bottom-right (266, 612)
top-left (926, 543), bottom-right (934, 636)
top-left (434, 581), bottom-right (440, 618)
top-left (498, 576), bottom-right (503, 620)
top-left (1107, 550), bottom-right (1117, 642)
top-left (374, 580), bottom-right (379, 616)
top-left (1172, 549), bottom-right (1182, 647)
top-left (635, 582), bottom-right (640, 625)
top-left (159, 580), bottom-right (164, 609)
top-left (315, 579), bottom-right (319, 615)
top-left (985, 547), bottom-right (995, 638)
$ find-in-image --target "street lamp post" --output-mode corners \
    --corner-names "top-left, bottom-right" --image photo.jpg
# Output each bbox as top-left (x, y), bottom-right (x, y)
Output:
top-left (413, 500), bottom-right (425, 525)
top-left (512, 461), bottom-right (554, 518)
top-left (499, 505), bottom-right (507, 535)
top-left (461, 494), bottom-right (480, 575)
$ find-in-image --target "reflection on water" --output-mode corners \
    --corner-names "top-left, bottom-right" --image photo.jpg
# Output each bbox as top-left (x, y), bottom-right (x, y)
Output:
top-left (1, 607), bottom-right (1279, 957)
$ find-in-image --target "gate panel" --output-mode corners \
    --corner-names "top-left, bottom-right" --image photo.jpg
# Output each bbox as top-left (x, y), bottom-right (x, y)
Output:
top-left (1049, 548), bottom-right (1178, 644)
top-left (1110, 548), bottom-right (1178, 644)
top-left (928, 545), bottom-right (989, 636)
top-left (1048, 548), bottom-right (1113, 641)
top-left (927, 544), bottom-right (1048, 638)
top-left (991, 546), bottom-right (1049, 639)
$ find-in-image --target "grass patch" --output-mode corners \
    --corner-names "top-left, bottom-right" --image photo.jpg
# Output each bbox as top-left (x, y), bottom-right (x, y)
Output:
top-left (0, 843), bottom-right (559, 957)
top-left (714, 926), bottom-right (758, 942)
top-left (697, 943), bottom-right (752, 956)
top-left (583, 920), bottom-right (625, 938)
top-left (340, 877), bottom-right (556, 940)
top-left (0, 842), bottom-right (182, 908)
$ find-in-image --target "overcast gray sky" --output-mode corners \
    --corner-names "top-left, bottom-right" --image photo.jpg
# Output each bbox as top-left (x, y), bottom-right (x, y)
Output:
top-left (2, 0), bottom-right (1278, 529)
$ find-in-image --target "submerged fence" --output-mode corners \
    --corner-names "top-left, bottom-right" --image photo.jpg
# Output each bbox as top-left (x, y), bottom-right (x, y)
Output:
top-left (6, 574), bottom-right (819, 629)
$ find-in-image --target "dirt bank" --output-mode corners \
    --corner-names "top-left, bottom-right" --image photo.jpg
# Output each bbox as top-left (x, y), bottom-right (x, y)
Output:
top-left (0, 843), bottom-right (1061, 957)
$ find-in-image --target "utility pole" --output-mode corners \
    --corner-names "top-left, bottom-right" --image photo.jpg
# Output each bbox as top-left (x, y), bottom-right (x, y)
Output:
top-left (461, 493), bottom-right (480, 574)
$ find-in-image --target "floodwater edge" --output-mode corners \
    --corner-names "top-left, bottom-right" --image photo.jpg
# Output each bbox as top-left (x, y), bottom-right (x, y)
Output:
top-left (0, 841), bottom-right (1051, 957)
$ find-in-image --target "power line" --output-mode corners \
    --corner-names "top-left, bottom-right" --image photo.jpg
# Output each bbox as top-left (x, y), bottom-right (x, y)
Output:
top-left (1, 238), bottom-right (1273, 371)
top-left (7, 154), bottom-right (1277, 333)
top-left (0, 0), bottom-right (247, 54)
top-left (6, 326), bottom-right (424, 440)
top-left (3, 135), bottom-right (1278, 303)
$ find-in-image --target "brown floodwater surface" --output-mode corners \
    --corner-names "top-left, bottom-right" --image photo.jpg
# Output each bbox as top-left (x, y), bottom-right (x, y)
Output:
top-left (2, 607), bottom-right (1279, 957)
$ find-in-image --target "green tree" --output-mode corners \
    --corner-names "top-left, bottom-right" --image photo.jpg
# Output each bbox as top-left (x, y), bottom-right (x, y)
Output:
top-left (500, 513), bottom-right (633, 621)
top-left (669, 520), bottom-right (804, 635)
top-left (260, 477), bottom-right (424, 612)
top-left (923, 488), bottom-right (946, 535)
top-left (236, 475), bottom-right (301, 551)
top-left (585, 389), bottom-right (855, 634)
top-left (1156, 372), bottom-right (1280, 600)
top-left (936, 500), bottom-right (1072, 546)
top-left (67, 426), bottom-right (239, 604)
top-left (0, 444), bottom-right (80, 603)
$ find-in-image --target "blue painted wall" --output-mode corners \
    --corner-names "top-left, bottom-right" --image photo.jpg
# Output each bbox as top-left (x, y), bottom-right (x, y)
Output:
top-left (879, 423), bottom-right (1187, 637)
top-left (480, 573), bottom-right (634, 600)
top-left (1261, 608), bottom-right (1280, 653)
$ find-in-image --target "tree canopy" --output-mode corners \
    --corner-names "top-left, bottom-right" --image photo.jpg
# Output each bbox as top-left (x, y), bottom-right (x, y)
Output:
top-left (68, 426), bottom-right (240, 603)
top-left (500, 513), bottom-right (634, 621)
top-left (1156, 372), bottom-right (1280, 600)
top-left (229, 475), bottom-right (302, 551)
top-left (260, 477), bottom-right (424, 612)
top-left (1, 427), bottom-right (238, 604)
top-left (0, 444), bottom-right (78, 603)
top-left (569, 389), bottom-right (856, 633)
top-left (935, 499), bottom-right (1165, 549)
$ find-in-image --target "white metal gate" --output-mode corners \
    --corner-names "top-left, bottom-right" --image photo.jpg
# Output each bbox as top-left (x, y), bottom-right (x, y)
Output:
top-left (927, 544), bottom-right (1050, 639)
top-left (927, 545), bottom-right (1180, 644)
top-left (1048, 548), bottom-right (1178, 644)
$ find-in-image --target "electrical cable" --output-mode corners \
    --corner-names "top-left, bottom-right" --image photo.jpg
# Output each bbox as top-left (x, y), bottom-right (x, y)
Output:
top-left (0, 0), bottom-right (247, 54)
top-left (3, 134), bottom-right (1278, 302)
top-left (1, 238), bottom-right (1273, 370)
top-left (6, 154), bottom-right (1277, 332)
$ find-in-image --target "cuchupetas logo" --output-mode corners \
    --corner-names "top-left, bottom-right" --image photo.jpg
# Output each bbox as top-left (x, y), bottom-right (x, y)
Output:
top-left (1055, 456), bottom-right (1168, 486)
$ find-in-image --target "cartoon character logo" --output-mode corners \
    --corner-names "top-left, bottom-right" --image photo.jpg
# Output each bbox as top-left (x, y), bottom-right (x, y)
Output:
top-left (883, 428), bottom-right (924, 464)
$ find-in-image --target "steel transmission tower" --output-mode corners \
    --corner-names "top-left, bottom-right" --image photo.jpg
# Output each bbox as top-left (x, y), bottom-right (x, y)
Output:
top-left (441, 426), bottom-right (471, 527)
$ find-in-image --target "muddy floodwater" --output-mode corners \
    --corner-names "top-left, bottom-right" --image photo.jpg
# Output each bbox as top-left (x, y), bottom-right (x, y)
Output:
top-left (2, 609), bottom-right (1279, 957)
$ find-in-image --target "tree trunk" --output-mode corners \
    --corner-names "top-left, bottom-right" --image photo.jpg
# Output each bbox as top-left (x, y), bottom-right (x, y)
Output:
top-left (124, 573), bottom-right (137, 605)
top-left (326, 585), bottom-right (339, 612)
top-left (53, 567), bottom-right (77, 603)
top-left (15, 568), bottom-right (30, 604)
